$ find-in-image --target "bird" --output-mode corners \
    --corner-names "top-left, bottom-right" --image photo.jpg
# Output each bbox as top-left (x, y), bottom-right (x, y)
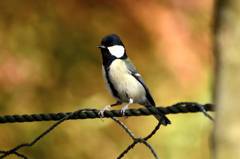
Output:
top-left (97, 34), bottom-right (171, 126)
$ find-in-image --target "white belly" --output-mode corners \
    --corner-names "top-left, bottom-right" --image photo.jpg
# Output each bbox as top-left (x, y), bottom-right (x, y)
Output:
top-left (102, 60), bottom-right (146, 104)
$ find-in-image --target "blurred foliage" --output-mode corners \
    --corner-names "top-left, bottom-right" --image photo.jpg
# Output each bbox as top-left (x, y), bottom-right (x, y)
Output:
top-left (0, 0), bottom-right (214, 159)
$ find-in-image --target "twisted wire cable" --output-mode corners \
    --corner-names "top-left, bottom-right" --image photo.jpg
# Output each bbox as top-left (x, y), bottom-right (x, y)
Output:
top-left (0, 103), bottom-right (213, 124)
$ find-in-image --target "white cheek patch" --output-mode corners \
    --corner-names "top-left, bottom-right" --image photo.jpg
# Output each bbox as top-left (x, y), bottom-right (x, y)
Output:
top-left (107, 45), bottom-right (125, 58)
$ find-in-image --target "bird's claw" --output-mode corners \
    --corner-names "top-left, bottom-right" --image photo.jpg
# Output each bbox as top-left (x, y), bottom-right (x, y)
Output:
top-left (98, 111), bottom-right (105, 122)
top-left (120, 99), bottom-right (132, 119)
top-left (98, 105), bottom-right (111, 122)
top-left (120, 106), bottom-right (129, 119)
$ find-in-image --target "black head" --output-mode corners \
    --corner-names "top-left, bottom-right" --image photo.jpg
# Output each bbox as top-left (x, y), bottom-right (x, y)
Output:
top-left (98, 34), bottom-right (127, 67)
top-left (98, 34), bottom-right (124, 48)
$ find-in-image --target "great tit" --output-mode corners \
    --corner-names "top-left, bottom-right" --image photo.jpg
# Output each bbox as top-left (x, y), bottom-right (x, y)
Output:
top-left (97, 34), bottom-right (171, 126)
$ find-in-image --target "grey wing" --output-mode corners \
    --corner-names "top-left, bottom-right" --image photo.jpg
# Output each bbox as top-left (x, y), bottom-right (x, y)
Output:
top-left (124, 58), bottom-right (155, 106)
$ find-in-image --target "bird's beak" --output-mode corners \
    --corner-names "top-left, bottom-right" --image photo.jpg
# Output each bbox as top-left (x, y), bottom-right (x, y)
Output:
top-left (97, 45), bottom-right (106, 49)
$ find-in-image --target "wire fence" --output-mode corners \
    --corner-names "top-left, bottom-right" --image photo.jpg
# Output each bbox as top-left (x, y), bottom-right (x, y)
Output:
top-left (0, 102), bottom-right (214, 159)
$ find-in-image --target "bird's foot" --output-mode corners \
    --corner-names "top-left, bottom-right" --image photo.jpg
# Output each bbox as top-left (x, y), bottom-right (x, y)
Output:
top-left (120, 104), bottom-right (130, 118)
top-left (98, 105), bottom-right (111, 122)
top-left (120, 98), bottom-right (133, 119)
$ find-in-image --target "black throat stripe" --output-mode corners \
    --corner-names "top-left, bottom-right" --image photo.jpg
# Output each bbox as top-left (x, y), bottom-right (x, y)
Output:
top-left (104, 67), bottom-right (120, 99)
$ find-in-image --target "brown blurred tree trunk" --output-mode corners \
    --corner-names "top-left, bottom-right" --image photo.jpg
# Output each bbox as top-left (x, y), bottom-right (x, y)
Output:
top-left (214, 0), bottom-right (240, 159)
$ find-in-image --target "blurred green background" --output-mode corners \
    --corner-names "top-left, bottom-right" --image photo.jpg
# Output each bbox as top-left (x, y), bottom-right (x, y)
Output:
top-left (0, 0), bottom-right (214, 159)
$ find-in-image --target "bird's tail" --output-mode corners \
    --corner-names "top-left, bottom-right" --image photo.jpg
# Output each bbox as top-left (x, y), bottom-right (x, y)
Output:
top-left (153, 114), bottom-right (171, 126)
top-left (143, 105), bottom-right (171, 126)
